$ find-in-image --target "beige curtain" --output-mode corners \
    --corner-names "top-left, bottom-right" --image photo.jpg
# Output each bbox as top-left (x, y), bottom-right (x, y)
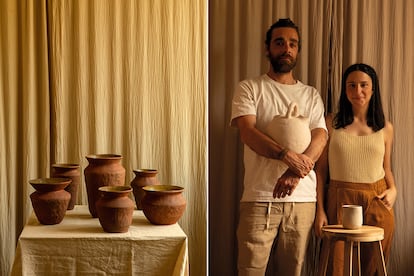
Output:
top-left (210, 0), bottom-right (414, 275)
top-left (1, 1), bottom-right (207, 275)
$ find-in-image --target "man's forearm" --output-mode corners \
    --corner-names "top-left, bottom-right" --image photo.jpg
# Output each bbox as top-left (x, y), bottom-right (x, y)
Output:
top-left (303, 128), bottom-right (328, 163)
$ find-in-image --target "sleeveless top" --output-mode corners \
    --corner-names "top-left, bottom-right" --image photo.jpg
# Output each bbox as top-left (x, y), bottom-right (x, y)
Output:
top-left (328, 128), bottom-right (385, 183)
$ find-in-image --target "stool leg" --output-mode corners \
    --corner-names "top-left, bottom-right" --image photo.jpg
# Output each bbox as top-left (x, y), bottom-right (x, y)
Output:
top-left (343, 241), bottom-right (353, 276)
top-left (356, 242), bottom-right (361, 276)
top-left (318, 238), bottom-right (331, 276)
top-left (373, 241), bottom-right (387, 276)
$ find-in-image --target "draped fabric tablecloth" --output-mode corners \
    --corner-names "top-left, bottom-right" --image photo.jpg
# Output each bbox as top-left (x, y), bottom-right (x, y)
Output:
top-left (11, 205), bottom-right (189, 276)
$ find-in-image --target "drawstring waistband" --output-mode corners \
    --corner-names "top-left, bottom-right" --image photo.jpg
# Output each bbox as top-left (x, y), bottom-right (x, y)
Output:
top-left (266, 202), bottom-right (272, 230)
top-left (265, 202), bottom-right (295, 231)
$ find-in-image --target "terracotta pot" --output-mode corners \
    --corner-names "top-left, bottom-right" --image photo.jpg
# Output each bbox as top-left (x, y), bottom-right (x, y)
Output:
top-left (51, 163), bottom-right (81, 210)
top-left (84, 154), bottom-right (126, 217)
top-left (96, 186), bottom-right (134, 233)
top-left (130, 169), bottom-right (160, 210)
top-left (29, 178), bottom-right (71, 225)
top-left (141, 185), bottom-right (186, 225)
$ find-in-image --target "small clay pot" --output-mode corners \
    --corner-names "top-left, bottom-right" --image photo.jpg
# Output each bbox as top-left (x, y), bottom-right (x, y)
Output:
top-left (29, 178), bottom-right (71, 225)
top-left (96, 185), bottom-right (134, 233)
top-left (130, 169), bottom-right (160, 210)
top-left (51, 163), bottom-right (81, 210)
top-left (141, 185), bottom-right (186, 225)
top-left (84, 154), bottom-right (126, 217)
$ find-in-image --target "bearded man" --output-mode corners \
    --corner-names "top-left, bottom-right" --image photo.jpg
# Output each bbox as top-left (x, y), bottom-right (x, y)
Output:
top-left (230, 18), bottom-right (328, 276)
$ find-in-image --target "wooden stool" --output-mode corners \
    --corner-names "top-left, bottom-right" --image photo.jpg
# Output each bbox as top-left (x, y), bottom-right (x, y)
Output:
top-left (318, 225), bottom-right (387, 276)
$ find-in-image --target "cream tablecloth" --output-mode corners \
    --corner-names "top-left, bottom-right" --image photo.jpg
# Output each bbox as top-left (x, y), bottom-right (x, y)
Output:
top-left (11, 205), bottom-right (189, 276)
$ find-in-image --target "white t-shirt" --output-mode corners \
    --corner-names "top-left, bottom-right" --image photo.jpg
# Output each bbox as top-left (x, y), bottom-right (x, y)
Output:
top-left (231, 74), bottom-right (327, 202)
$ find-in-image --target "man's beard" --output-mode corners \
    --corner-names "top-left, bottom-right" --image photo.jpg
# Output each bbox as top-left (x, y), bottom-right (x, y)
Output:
top-left (269, 53), bottom-right (297, 73)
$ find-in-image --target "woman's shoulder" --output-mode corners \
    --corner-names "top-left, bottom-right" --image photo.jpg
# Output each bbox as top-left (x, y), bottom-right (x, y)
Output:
top-left (383, 121), bottom-right (394, 135)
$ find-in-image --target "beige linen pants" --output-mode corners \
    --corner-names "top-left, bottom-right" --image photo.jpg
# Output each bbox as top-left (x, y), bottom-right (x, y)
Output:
top-left (237, 201), bottom-right (315, 276)
top-left (324, 179), bottom-right (395, 276)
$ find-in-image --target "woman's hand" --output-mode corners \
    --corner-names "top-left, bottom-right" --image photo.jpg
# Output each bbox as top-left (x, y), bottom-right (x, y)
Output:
top-left (377, 187), bottom-right (397, 210)
top-left (314, 209), bottom-right (328, 238)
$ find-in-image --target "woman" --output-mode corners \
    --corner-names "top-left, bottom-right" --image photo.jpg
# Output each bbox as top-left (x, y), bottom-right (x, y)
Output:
top-left (314, 63), bottom-right (397, 275)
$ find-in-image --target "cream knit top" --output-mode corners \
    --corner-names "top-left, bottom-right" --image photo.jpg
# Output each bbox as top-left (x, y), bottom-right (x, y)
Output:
top-left (328, 128), bottom-right (385, 183)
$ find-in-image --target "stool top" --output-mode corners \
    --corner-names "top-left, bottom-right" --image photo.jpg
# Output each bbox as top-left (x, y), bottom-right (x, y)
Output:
top-left (321, 225), bottom-right (384, 242)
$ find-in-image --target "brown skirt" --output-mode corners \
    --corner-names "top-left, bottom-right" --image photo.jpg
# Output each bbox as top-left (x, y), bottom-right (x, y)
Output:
top-left (324, 178), bottom-right (394, 276)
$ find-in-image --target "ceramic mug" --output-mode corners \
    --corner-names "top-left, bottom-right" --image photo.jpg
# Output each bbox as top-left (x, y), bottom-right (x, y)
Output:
top-left (342, 204), bottom-right (363, 229)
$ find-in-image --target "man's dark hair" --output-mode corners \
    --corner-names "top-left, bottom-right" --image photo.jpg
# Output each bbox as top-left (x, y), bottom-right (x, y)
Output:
top-left (334, 63), bottom-right (385, 131)
top-left (265, 18), bottom-right (301, 51)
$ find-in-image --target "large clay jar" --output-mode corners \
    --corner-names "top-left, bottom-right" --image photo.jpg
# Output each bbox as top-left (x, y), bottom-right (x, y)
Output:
top-left (51, 163), bottom-right (81, 210)
top-left (96, 186), bottom-right (134, 233)
top-left (130, 169), bottom-right (160, 210)
top-left (141, 185), bottom-right (186, 225)
top-left (84, 154), bottom-right (126, 217)
top-left (265, 102), bottom-right (311, 154)
top-left (29, 178), bottom-right (71, 225)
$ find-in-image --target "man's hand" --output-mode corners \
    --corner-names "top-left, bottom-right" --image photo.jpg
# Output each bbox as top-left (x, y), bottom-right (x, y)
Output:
top-left (273, 169), bottom-right (300, 198)
top-left (282, 151), bottom-right (314, 178)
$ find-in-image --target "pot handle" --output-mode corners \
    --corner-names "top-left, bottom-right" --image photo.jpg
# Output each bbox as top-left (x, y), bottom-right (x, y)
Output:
top-left (286, 102), bottom-right (299, 118)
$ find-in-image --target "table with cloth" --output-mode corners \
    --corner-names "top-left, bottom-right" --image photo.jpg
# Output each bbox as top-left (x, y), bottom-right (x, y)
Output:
top-left (11, 205), bottom-right (189, 276)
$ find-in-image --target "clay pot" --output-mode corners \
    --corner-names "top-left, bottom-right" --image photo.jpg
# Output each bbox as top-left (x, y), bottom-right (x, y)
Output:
top-left (141, 185), bottom-right (186, 225)
top-left (29, 178), bottom-right (71, 225)
top-left (51, 163), bottom-right (81, 210)
top-left (130, 169), bottom-right (160, 210)
top-left (84, 154), bottom-right (126, 217)
top-left (96, 185), bottom-right (135, 233)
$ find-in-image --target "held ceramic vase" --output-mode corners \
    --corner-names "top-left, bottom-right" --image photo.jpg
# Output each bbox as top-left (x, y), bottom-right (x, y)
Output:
top-left (84, 154), bottom-right (126, 217)
top-left (96, 186), bottom-right (135, 233)
top-left (51, 163), bottom-right (81, 210)
top-left (141, 185), bottom-right (186, 225)
top-left (130, 169), bottom-right (161, 210)
top-left (265, 102), bottom-right (311, 154)
top-left (29, 178), bottom-right (71, 225)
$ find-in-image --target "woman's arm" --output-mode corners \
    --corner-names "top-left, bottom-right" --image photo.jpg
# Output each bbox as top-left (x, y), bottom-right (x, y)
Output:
top-left (378, 121), bottom-right (397, 209)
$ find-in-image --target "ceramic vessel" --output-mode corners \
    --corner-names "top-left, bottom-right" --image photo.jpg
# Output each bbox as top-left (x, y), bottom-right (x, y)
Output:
top-left (96, 185), bottom-right (135, 233)
top-left (84, 154), bottom-right (126, 217)
top-left (51, 163), bottom-right (81, 210)
top-left (130, 169), bottom-right (160, 210)
top-left (342, 204), bottom-right (363, 229)
top-left (141, 185), bottom-right (186, 225)
top-left (265, 102), bottom-right (311, 154)
top-left (29, 178), bottom-right (71, 225)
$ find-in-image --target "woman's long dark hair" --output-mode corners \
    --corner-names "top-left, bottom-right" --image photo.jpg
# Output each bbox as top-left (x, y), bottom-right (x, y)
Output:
top-left (334, 63), bottom-right (385, 131)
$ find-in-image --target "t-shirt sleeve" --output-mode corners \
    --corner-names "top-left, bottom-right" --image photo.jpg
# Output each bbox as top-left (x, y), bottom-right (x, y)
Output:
top-left (230, 81), bottom-right (256, 127)
top-left (309, 91), bottom-right (328, 131)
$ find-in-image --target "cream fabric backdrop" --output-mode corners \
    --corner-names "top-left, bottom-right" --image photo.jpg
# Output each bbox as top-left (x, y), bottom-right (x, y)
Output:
top-left (210, 0), bottom-right (414, 275)
top-left (1, 1), bottom-right (207, 275)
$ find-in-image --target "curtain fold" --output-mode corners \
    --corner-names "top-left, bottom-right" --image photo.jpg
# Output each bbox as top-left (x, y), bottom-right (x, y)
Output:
top-left (1, 1), bottom-right (50, 274)
top-left (1, 1), bottom-right (206, 275)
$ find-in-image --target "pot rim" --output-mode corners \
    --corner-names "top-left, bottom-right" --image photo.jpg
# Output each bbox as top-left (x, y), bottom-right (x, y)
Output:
top-left (86, 154), bottom-right (122, 160)
top-left (29, 177), bottom-right (72, 185)
top-left (142, 185), bottom-right (183, 193)
top-left (52, 163), bottom-right (80, 169)
top-left (133, 168), bottom-right (158, 174)
top-left (98, 185), bottom-right (132, 193)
